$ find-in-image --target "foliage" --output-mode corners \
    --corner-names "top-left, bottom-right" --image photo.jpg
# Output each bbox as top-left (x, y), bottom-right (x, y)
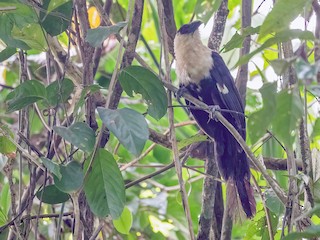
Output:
top-left (0, 0), bottom-right (319, 239)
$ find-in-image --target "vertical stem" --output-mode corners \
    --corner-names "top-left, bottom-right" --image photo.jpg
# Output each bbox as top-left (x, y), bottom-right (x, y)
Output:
top-left (157, 1), bottom-right (195, 239)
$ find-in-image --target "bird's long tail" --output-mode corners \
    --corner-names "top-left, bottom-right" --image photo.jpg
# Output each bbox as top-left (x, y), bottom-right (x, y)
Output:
top-left (226, 177), bottom-right (256, 221)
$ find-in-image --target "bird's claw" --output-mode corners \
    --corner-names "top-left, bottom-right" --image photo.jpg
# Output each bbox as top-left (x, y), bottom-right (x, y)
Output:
top-left (208, 105), bottom-right (220, 121)
top-left (176, 86), bottom-right (188, 105)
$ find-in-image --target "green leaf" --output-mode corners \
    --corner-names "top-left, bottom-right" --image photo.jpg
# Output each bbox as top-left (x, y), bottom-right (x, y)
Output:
top-left (0, 183), bottom-right (10, 218)
top-left (311, 118), bottom-right (320, 140)
top-left (119, 66), bottom-right (167, 120)
top-left (195, 0), bottom-right (222, 23)
top-left (282, 225), bottom-right (320, 240)
top-left (97, 108), bottom-right (149, 156)
top-left (45, 78), bottom-right (74, 106)
top-left (54, 161), bottom-right (83, 193)
top-left (245, 210), bottom-right (278, 240)
top-left (295, 58), bottom-right (319, 83)
top-left (270, 59), bottom-right (293, 76)
top-left (11, 23), bottom-right (48, 51)
top-left (113, 206), bottom-right (132, 234)
top-left (0, 1), bottom-right (38, 49)
top-left (0, 136), bottom-right (16, 154)
top-left (84, 149), bottom-right (125, 219)
top-left (258, 0), bottom-right (313, 40)
top-left (40, 157), bottom-right (62, 180)
top-left (264, 189), bottom-right (284, 215)
top-left (178, 134), bottom-right (208, 150)
top-left (53, 122), bottom-right (95, 153)
top-left (6, 80), bottom-right (46, 113)
top-left (309, 85), bottom-right (320, 97)
top-left (271, 90), bottom-right (303, 148)
top-left (223, 27), bottom-right (260, 52)
top-left (36, 185), bottom-right (70, 204)
top-left (248, 82), bottom-right (277, 144)
top-left (73, 85), bottom-right (102, 118)
top-left (40, 0), bottom-right (73, 36)
top-left (223, 32), bottom-right (244, 52)
top-left (85, 21), bottom-right (127, 47)
top-left (236, 30), bottom-right (314, 67)
top-left (0, 47), bottom-right (16, 62)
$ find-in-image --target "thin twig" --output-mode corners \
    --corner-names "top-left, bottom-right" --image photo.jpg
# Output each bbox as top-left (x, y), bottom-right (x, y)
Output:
top-left (252, 174), bottom-right (274, 240)
top-left (157, 1), bottom-right (195, 239)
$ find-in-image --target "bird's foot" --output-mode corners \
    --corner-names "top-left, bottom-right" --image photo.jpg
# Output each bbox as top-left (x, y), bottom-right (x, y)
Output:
top-left (175, 86), bottom-right (189, 105)
top-left (208, 105), bottom-right (220, 121)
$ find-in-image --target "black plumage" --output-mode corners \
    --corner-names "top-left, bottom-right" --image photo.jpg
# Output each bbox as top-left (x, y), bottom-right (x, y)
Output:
top-left (174, 21), bottom-right (256, 219)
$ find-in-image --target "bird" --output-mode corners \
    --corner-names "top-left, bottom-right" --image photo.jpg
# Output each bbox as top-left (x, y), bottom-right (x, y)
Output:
top-left (174, 21), bottom-right (256, 219)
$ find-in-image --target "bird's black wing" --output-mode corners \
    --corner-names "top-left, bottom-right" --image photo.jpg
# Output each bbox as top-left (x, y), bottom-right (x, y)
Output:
top-left (210, 51), bottom-right (245, 138)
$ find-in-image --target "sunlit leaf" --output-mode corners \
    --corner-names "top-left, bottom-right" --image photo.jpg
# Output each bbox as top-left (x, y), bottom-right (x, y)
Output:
top-left (53, 122), bottom-right (96, 153)
top-left (236, 30), bottom-right (314, 67)
top-left (0, 183), bottom-right (10, 218)
top-left (311, 118), bottom-right (320, 140)
top-left (259, 0), bottom-right (313, 40)
top-left (97, 108), bottom-right (149, 156)
top-left (36, 185), bottom-right (70, 204)
top-left (6, 80), bottom-right (46, 113)
top-left (113, 206), bottom-right (132, 234)
top-left (119, 66), bottom-right (167, 120)
top-left (85, 21), bottom-right (127, 47)
top-left (0, 136), bottom-right (16, 155)
top-left (84, 149), bottom-right (125, 218)
top-left (54, 161), bottom-right (83, 193)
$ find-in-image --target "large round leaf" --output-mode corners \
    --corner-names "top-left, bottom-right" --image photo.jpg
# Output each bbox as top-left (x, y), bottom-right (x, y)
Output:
top-left (84, 149), bottom-right (125, 219)
top-left (97, 107), bottom-right (149, 156)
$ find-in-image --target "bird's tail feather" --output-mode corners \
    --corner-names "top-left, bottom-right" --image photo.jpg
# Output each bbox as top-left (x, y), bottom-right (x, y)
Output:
top-left (226, 178), bottom-right (256, 221)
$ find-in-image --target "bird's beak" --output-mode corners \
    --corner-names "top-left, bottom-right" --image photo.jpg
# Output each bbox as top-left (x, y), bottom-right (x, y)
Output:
top-left (189, 21), bottom-right (203, 33)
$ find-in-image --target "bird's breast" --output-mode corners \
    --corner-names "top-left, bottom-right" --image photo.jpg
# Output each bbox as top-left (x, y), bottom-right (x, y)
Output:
top-left (175, 45), bottom-right (213, 85)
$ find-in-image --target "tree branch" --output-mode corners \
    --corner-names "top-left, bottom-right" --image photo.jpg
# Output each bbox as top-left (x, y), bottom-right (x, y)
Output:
top-left (235, 0), bottom-right (252, 104)
top-left (208, 0), bottom-right (229, 52)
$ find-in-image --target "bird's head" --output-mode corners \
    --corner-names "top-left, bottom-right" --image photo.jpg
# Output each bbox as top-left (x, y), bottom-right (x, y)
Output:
top-left (177, 21), bottom-right (203, 35)
top-left (174, 21), bottom-right (203, 57)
